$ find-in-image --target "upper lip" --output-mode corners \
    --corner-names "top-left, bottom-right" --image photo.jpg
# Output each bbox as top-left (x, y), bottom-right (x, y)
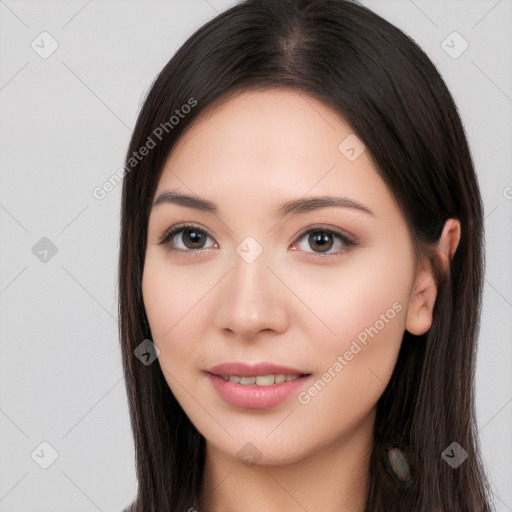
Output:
top-left (208, 362), bottom-right (310, 377)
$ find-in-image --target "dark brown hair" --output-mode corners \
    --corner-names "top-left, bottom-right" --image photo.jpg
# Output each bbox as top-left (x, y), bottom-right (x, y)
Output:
top-left (118, 0), bottom-right (493, 510)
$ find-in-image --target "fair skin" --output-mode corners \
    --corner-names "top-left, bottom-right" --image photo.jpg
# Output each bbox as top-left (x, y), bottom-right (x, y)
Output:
top-left (142, 88), bottom-right (460, 512)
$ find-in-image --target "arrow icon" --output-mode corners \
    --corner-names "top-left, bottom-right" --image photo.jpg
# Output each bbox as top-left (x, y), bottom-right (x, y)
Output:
top-left (440, 31), bottom-right (468, 60)
top-left (338, 134), bottom-right (365, 161)
top-left (441, 441), bottom-right (468, 468)
top-left (236, 236), bottom-right (263, 263)
top-left (134, 339), bottom-right (160, 365)
top-left (237, 441), bottom-right (263, 466)
top-left (32, 237), bottom-right (58, 263)
top-left (31, 31), bottom-right (59, 60)
top-left (31, 441), bottom-right (59, 468)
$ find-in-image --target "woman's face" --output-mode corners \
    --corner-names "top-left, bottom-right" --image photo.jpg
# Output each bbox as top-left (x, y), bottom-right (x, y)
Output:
top-left (142, 88), bottom-right (426, 466)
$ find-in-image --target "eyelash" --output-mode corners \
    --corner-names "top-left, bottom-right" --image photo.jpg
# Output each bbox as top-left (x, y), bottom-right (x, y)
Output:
top-left (158, 223), bottom-right (356, 259)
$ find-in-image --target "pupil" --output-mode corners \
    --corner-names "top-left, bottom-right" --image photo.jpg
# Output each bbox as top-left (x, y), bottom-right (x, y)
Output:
top-left (184, 228), bottom-right (205, 248)
top-left (309, 230), bottom-right (333, 252)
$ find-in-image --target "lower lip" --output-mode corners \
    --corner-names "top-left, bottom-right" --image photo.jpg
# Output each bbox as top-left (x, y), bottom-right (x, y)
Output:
top-left (206, 372), bottom-right (311, 409)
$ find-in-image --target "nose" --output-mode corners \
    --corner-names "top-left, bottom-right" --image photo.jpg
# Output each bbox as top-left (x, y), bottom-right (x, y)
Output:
top-left (212, 248), bottom-right (290, 339)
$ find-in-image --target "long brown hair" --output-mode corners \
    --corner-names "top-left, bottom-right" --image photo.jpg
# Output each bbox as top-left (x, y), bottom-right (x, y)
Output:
top-left (118, 0), bottom-right (493, 510)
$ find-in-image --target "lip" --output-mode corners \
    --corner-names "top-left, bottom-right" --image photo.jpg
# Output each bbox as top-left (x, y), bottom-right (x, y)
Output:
top-left (208, 361), bottom-right (309, 377)
top-left (206, 361), bottom-right (312, 409)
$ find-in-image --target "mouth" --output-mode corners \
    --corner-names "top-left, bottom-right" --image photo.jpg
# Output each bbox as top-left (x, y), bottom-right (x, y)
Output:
top-left (206, 362), bottom-right (312, 409)
top-left (208, 361), bottom-right (310, 378)
top-left (217, 373), bottom-right (307, 386)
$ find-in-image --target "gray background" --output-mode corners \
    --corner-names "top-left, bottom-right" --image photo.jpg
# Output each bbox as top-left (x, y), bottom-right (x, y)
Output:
top-left (0, 0), bottom-right (511, 510)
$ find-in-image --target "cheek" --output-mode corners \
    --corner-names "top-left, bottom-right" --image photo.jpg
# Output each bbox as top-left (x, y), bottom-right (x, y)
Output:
top-left (291, 302), bottom-right (406, 443)
top-left (296, 253), bottom-right (409, 346)
top-left (292, 248), bottom-right (411, 386)
top-left (290, 249), bottom-right (412, 423)
top-left (141, 256), bottom-right (216, 376)
top-left (141, 259), bottom-right (230, 431)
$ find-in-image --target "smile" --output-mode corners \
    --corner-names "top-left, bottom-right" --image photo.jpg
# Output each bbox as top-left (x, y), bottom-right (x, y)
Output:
top-left (207, 372), bottom-right (312, 409)
top-left (220, 374), bottom-right (302, 386)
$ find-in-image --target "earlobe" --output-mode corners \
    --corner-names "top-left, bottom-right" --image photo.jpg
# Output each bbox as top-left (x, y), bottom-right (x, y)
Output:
top-left (405, 218), bottom-right (461, 336)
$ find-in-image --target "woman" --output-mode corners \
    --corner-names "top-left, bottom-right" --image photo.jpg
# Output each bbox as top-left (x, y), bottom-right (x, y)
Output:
top-left (118, 0), bottom-right (493, 510)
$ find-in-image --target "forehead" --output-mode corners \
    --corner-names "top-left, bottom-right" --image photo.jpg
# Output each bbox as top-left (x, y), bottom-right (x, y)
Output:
top-left (153, 88), bottom-right (400, 223)
top-left (170, 88), bottom-right (353, 160)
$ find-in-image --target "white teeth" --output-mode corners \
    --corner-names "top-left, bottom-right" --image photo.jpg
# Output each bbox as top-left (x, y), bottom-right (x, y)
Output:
top-left (255, 375), bottom-right (275, 386)
top-left (221, 374), bottom-right (302, 386)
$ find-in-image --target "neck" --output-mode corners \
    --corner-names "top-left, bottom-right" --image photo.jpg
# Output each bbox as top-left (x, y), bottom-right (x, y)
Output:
top-left (196, 410), bottom-right (374, 512)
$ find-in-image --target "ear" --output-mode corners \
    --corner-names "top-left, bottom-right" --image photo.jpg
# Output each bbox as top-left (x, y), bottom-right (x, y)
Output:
top-left (405, 218), bottom-right (461, 336)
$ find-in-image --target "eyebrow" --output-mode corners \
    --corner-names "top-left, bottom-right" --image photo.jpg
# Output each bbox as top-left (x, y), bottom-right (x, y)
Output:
top-left (152, 190), bottom-right (374, 218)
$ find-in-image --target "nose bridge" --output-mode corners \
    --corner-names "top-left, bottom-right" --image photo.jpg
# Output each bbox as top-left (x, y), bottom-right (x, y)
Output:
top-left (214, 239), bottom-right (289, 337)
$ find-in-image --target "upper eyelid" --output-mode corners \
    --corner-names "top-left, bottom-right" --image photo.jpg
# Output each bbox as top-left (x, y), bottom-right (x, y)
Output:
top-left (160, 223), bottom-right (218, 244)
top-left (294, 224), bottom-right (355, 242)
top-left (158, 224), bottom-right (217, 249)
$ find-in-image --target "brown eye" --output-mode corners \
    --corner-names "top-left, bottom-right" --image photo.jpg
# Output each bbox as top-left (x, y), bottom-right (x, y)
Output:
top-left (180, 228), bottom-right (208, 249)
top-left (308, 230), bottom-right (334, 253)
top-left (293, 227), bottom-right (355, 257)
top-left (159, 224), bottom-right (216, 252)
